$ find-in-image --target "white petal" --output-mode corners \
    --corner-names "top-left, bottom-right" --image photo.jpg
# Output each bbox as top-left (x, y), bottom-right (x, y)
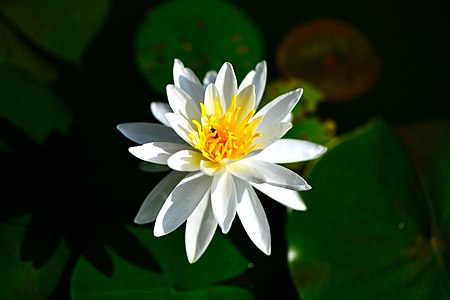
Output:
top-left (238, 70), bottom-right (255, 93)
top-left (253, 122), bottom-right (292, 148)
top-left (227, 159), bottom-right (311, 191)
top-left (185, 189), bottom-right (217, 263)
top-left (215, 62), bottom-right (237, 109)
top-left (129, 142), bottom-right (189, 164)
top-left (154, 172), bottom-right (212, 237)
top-left (167, 150), bottom-right (203, 171)
top-left (239, 61), bottom-right (267, 107)
top-left (166, 85), bottom-right (201, 121)
top-left (134, 171), bottom-right (186, 224)
top-left (117, 122), bottom-right (183, 144)
top-left (235, 178), bottom-right (271, 255)
top-left (254, 88), bottom-right (303, 130)
top-left (203, 70), bottom-right (217, 86)
top-left (204, 84), bottom-right (221, 116)
top-left (252, 139), bottom-right (327, 163)
top-left (173, 59), bottom-right (204, 104)
top-left (165, 113), bottom-right (196, 147)
top-left (211, 171), bottom-right (237, 234)
top-left (251, 183), bottom-right (307, 211)
top-left (200, 160), bottom-right (224, 176)
top-left (150, 102), bottom-right (172, 127)
top-left (236, 85), bottom-right (256, 122)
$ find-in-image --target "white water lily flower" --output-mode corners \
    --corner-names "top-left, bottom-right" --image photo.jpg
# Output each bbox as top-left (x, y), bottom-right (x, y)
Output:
top-left (118, 59), bottom-right (327, 263)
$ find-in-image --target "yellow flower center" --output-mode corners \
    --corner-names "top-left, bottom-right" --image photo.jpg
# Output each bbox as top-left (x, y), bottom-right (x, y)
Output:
top-left (190, 96), bottom-right (262, 163)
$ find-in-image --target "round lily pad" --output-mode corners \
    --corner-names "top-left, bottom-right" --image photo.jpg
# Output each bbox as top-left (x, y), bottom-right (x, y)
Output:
top-left (276, 20), bottom-right (380, 101)
top-left (287, 120), bottom-right (449, 299)
top-left (135, 0), bottom-right (264, 94)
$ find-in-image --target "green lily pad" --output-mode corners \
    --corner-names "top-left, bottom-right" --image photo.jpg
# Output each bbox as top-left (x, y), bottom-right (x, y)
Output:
top-left (0, 63), bottom-right (72, 144)
top-left (0, 216), bottom-right (70, 300)
top-left (71, 225), bottom-right (253, 299)
top-left (135, 0), bottom-right (264, 94)
top-left (0, 0), bottom-right (110, 62)
top-left (287, 120), bottom-right (449, 299)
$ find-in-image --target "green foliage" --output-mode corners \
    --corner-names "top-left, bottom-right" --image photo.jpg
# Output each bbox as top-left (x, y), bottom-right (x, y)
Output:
top-left (0, 216), bottom-right (70, 300)
top-left (135, 0), bottom-right (264, 94)
top-left (287, 120), bottom-right (450, 299)
top-left (0, 63), bottom-right (72, 144)
top-left (0, 0), bottom-right (110, 62)
top-left (71, 225), bottom-right (253, 299)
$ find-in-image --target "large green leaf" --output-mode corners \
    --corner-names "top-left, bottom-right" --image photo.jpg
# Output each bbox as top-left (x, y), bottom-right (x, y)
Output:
top-left (0, 21), bottom-right (56, 81)
top-left (0, 63), bottom-right (72, 144)
top-left (71, 225), bottom-right (252, 299)
top-left (287, 120), bottom-right (449, 299)
top-left (0, 0), bottom-right (110, 62)
top-left (135, 0), bottom-right (264, 94)
top-left (0, 216), bottom-right (70, 300)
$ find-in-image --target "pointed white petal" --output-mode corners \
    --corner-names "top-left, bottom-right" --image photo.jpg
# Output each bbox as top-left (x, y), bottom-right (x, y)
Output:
top-left (203, 70), bottom-right (217, 86)
top-left (165, 113), bottom-right (196, 147)
top-left (185, 189), bottom-right (217, 263)
top-left (150, 102), bottom-right (172, 127)
top-left (238, 61), bottom-right (267, 107)
top-left (166, 85), bottom-right (201, 121)
top-left (236, 85), bottom-right (256, 122)
top-left (129, 142), bottom-right (190, 164)
top-left (253, 122), bottom-right (292, 148)
top-left (204, 84), bottom-right (221, 116)
top-left (252, 139), bottom-right (327, 163)
top-left (173, 59), bottom-right (204, 104)
top-left (227, 159), bottom-right (311, 191)
top-left (235, 178), bottom-right (271, 255)
top-left (254, 88), bottom-right (303, 130)
top-left (134, 171), bottom-right (186, 224)
top-left (154, 172), bottom-right (212, 237)
top-left (167, 150), bottom-right (203, 171)
top-left (117, 122), bottom-right (183, 144)
top-left (238, 70), bottom-right (255, 93)
top-left (211, 171), bottom-right (237, 234)
top-left (251, 183), bottom-right (307, 211)
top-left (215, 62), bottom-right (237, 109)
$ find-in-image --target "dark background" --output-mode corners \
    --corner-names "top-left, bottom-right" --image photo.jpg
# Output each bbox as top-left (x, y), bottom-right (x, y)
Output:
top-left (1, 0), bottom-right (449, 299)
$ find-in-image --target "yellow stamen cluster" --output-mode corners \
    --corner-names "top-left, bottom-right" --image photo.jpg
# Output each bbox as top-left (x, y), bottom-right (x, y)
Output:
top-left (190, 96), bottom-right (262, 163)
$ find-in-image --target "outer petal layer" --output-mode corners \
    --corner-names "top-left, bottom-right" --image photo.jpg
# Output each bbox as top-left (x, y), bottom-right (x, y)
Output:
top-left (227, 159), bottom-right (311, 191)
top-left (235, 178), bottom-right (271, 255)
top-left (252, 139), bottom-right (327, 163)
top-left (252, 183), bottom-right (307, 211)
top-left (117, 123), bottom-right (182, 144)
top-left (254, 88), bottom-right (302, 130)
top-left (129, 142), bottom-right (189, 164)
top-left (185, 190), bottom-right (217, 263)
top-left (154, 172), bottom-right (212, 237)
top-left (211, 171), bottom-right (237, 234)
top-left (134, 171), bottom-right (186, 224)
